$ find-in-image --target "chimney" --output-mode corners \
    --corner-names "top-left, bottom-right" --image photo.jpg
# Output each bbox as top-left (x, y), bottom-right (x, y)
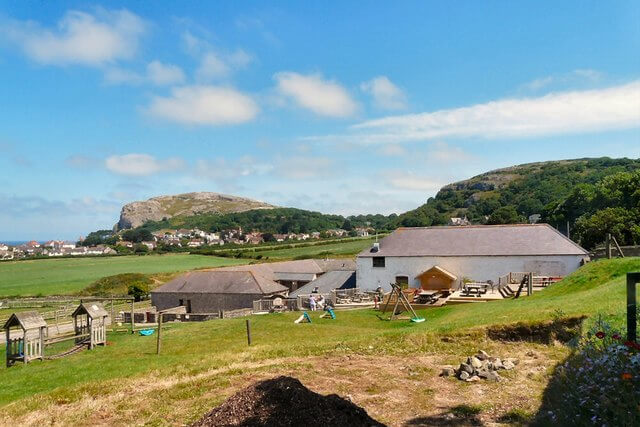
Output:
top-left (371, 242), bottom-right (380, 253)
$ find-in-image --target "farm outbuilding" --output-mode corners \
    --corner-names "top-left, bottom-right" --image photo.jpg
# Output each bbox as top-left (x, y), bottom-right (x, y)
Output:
top-left (3, 311), bottom-right (47, 366)
top-left (357, 224), bottom-right (589, 292)
top-left (289, 270), bottom-right (356, 298)
top-left (151, 271), bottom-right (289, 313)
top-left (72, 302), bottom-right (108, 349)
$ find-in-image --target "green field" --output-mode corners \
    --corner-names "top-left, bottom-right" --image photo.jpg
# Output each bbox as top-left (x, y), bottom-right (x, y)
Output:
top-left (0, 258), bottom-right (637, 425)
top-left (247, 237), bottom-right (376, 259)
top-left (0, 254), bottom-right (248, 297)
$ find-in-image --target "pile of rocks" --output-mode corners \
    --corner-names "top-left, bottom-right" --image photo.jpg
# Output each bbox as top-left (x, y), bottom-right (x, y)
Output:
top-left (440, 350), bottom-right (518, 382)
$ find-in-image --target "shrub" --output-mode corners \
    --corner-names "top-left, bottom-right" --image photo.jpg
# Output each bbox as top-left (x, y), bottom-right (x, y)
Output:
top-left (128, 283), bottom-right (149, 302)
top-left (537, 316), bottom-right (640, 425)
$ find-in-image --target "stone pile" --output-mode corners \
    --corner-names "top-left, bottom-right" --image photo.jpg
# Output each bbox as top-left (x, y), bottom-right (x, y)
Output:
top-left (439, 350), bottom-right (518, 382)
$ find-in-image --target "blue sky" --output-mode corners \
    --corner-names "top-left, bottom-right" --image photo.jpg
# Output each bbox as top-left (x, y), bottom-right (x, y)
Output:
top-left (1, 1), bottom-right (639, 240)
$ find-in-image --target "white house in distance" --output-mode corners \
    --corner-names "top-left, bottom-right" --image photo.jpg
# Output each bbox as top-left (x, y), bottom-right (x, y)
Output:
top-left (356, 224), bottom-right (589, 292)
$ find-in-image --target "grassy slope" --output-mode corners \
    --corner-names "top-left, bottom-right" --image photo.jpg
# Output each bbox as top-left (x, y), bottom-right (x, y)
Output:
top-left (0, 258), bottom-right (637, 413)
top-left (0, 255), bottom-right (248, 297)
top-left (252, 237), bottom-right (376, 260)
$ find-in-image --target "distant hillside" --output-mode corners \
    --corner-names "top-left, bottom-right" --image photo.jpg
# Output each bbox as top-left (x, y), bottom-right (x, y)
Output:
top-left (115, 192), bottom-right (275, 230)
top-left (140, 207), bottom-right (389, 234)
top-left (393, 157), bottom-right (640, 232)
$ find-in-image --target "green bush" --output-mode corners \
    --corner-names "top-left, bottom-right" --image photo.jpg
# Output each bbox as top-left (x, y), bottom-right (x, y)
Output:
top-left (81, 273), bottom-right (153, 297)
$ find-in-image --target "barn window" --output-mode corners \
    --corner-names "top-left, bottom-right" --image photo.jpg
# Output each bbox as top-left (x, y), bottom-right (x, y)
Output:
top-left (372, 257), bottom-right (385, 268)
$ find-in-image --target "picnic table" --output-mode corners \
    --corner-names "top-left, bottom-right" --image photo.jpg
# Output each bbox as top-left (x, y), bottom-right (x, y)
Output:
top-left (414, 290), bottom-right (439, 304)
top-left (462, 283), bottom-right (489, 297)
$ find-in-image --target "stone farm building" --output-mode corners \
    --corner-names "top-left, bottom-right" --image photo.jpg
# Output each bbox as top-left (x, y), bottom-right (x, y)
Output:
top-left (356, 224), bottom-right (589, 292)
top-left (151, 259), bottom-right (356, 313)
top-left (152, 271), bottom-right (288, 313)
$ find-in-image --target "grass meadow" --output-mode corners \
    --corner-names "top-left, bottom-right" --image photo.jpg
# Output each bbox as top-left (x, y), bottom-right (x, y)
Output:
top-left (0, 254), bottom-right (248, 297)
top-left (0, 258), bottom-right (637, 425)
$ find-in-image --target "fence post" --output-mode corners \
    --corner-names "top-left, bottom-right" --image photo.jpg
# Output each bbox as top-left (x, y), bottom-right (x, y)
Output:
top-left (527, 272), bottom-right (533, 296)
top-left (111, 299), bottom-right (115, 332)
top-left (130, 299), bottom-right (135, 334)
top-left (246, 319), bottom-right (252, 346)
top-left (627, 273), bottom-right (640, 343)
top-left (606, 233), bottom-right (612, 259)
top-left (156, 312), bottom-right (163, 355)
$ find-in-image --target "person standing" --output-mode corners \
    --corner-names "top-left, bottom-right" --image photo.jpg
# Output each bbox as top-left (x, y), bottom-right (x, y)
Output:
top-left (309, 295), bottom-right (317, 311)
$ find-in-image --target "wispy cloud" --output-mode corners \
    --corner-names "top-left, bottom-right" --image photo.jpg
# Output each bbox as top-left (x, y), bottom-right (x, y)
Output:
top-left (2, 8), bottom-right (146, 66)
top-left (0, 194), bottom-right (119, 217)
top-left (105, 153), bottom-right (185, 176)
top-left (272, 155), bottom-right (336, 180)
top-left (146, 85), bottom-right (259, 125)
top-left (521, 69), bottom-right (603, 92)
top-left (105, 60), bottom-right (185, 86)
top-left (427, 142), bottom-right (474, 163)
top-left (323, 80), bottom-right (640, 144)
top-left (382, 170), bottom-right (443, 192)
top-left (361, 76), bottom-right (407, 110)
top-left (274, 72), bottom-right (357, 118)
top-left (146, 61), bottom-right (185, 85)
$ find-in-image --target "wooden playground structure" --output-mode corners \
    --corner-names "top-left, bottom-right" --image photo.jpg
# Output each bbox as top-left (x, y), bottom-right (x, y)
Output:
top-left (2, 297), bottom-right (141, 367)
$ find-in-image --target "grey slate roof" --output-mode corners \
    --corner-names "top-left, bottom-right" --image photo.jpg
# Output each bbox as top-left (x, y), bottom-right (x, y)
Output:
top-left (289, 270), bottom-right (356, 297)
top-left (358, 224), bottom-right (588, 257)
top-left (3, 311), bottom-right (47, 330)
top-left (215, 258), bottom-right (356, 284)
top-left (152, 271), bottom-right (288, 295)
top-left (72, 302), bottom-right (109, 319)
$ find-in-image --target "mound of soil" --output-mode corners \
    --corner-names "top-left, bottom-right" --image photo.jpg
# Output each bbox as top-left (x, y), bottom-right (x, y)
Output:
top-left (192, 376), bottom-right (386, 427)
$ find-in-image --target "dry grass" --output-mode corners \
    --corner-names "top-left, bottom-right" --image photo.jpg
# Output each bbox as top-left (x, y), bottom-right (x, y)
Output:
top-left (0, 341), bottom-right (567, 426)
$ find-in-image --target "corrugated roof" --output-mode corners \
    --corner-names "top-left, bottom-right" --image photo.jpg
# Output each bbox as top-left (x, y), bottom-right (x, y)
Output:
top-left (152, 271), bottom-right (288, 295)
top-left (289, 270), bottom-right (356, 297)
top-left (357, 224), bottom-right (588, 257)
top-left (3, 311), bottom-right (47, 330)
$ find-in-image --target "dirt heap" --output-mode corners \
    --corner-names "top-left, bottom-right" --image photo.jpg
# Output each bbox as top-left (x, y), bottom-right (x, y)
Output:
top-left (192, 376), bottom-right (386, 427)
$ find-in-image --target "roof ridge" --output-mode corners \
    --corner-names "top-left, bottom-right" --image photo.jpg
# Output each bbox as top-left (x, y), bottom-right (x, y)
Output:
top-left (397, 223), bottom-right (543, 230)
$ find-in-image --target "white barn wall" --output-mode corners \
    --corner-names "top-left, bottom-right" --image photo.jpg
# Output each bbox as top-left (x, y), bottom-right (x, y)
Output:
top-left (356, 255), bottom-right (586, 292)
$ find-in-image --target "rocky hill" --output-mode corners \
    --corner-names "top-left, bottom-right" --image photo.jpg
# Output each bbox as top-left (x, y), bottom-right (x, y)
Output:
top-left (115, 192), bottom-right (275, 230)
top-left (393, 157), bottom-right (640, 228)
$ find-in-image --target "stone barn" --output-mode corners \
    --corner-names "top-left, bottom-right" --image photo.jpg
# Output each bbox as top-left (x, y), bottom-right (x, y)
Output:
top-left (151, 271), bottom-right (288, 313)
top-left (356, 224), bottom-right (589, 292)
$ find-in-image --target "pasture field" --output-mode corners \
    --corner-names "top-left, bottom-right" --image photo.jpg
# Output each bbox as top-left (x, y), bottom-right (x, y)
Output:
top-left (0, 254), bottom-right (248, 297)
top-left (245, 237), bottom-right (376, 259)
top-left (0, 258), bottom-right (638, 425)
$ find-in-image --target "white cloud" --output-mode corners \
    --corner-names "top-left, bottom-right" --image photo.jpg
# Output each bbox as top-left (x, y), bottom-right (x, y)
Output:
top-left (348, 80), bottom-right (640, 143)
top-left (105, 154), bottom-right (185, 176)
top-left (146, 61), bottom-right (185, 85)
top-left (3, 9), bottom-right (146, 66)
top-left (274, 72), bottom-right (357, 118)
top-left (196, 52), bottom-right (230, 80)
top-left (521, 69), bottom-right (603, 91)
top-left (361, 76), bottom-right (407, 110)
top-left (147, 85), bottom-right (259, 125)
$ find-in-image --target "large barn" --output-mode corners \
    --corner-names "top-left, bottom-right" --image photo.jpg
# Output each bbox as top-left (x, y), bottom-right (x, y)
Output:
top-left (356, 224), bottom-right (589, 292)
top-left (151, 259), bottom-right (356, 313)
top-left (151, 271), bottom-right (288, 313)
